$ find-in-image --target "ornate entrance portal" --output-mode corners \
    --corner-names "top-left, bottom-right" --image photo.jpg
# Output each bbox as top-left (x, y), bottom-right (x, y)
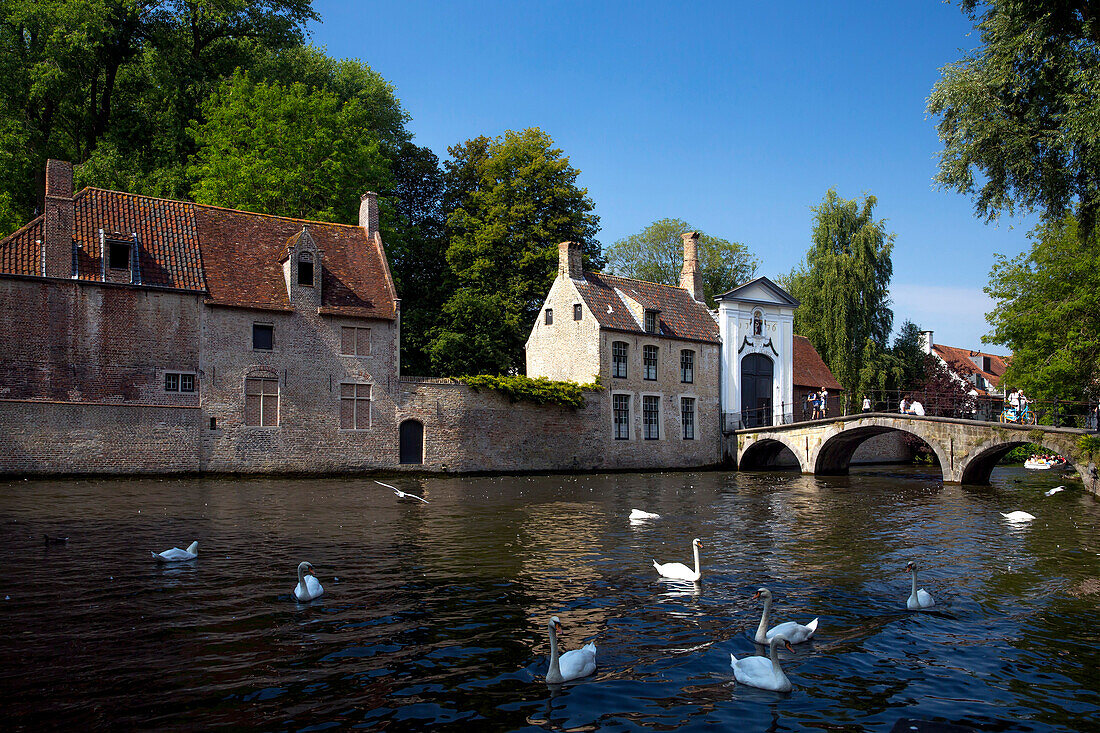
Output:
top-left (740, 353), bottom-right (774, 428)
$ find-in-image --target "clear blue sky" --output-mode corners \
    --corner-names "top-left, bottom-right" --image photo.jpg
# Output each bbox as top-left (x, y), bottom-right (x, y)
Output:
top-left (310, 0), bottom-right (1031, 354)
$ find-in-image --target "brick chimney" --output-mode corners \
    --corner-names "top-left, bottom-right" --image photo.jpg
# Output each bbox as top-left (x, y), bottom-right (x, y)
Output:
top-left (680, 231), bottom-right (703, 302)
top-left (558, 241), bottom-right (583, 280)
top-left (43, 159), bottom-right (74, 278)
top-left (359, 191), bottom-right (379, 237)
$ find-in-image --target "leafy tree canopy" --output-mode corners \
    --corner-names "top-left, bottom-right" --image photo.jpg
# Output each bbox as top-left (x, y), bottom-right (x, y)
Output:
top-left (605, 218), bottom-right (757, 307)
top-left (429, 128), bottom-right (602, 375)
top-left (928, 0), bottom-right (1100, 238)
top-left (984, 214), bottom-right (1100, 403)
top-left (781, 189), bottom-right (894, 405)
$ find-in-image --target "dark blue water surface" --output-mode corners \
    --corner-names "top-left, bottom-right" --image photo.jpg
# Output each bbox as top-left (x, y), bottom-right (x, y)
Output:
top-left (1, 465), bottom-right (1097, 731)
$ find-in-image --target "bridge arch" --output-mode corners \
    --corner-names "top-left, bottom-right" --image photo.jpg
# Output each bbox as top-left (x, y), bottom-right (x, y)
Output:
top-left (958, 436), bottom-right (1084, 485)
top-left (811, 420), bottom-right (949, 477)
top-left (738, 434), bottom-right (805, 472)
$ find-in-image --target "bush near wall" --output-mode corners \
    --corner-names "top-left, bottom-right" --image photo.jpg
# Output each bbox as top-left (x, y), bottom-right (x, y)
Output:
top-left (459, 375), bottom-right (601, 409)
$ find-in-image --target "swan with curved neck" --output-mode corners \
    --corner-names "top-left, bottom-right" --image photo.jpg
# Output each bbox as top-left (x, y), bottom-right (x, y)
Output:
top-left (753, 588), bottom-right (818, 644)
top-left (730, 634), bottom-right (796, 691)
top-left (151, 540), bottom-right (198, 562)
top-left (653, 538), bottom-right (703, 581)
top-left (905, 560), bottom-right (935, 609)
top-left (294, 561), bottom-right (324, 602)
top-left (545, 616), bottom-right (596, 684)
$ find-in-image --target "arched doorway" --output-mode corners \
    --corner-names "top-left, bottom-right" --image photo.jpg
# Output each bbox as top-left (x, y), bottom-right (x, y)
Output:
top-left (741, 353), bottom-right (774, 428)
top-left (399, 420), bottom-right (424, 464)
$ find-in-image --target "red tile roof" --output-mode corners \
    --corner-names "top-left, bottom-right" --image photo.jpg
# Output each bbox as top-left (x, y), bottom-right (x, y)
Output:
top-left (931, 343), bottom-right (1006, 394)
top-left (793, 335), bottom-right (843, 390)
top-left (574, 272), bottom-right (720, 343)
top-left (0, 188), bottom-right (396, 320)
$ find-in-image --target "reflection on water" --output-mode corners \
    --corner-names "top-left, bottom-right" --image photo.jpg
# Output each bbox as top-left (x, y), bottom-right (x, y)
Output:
top-left (0, 466), bottom-right (1098, 731)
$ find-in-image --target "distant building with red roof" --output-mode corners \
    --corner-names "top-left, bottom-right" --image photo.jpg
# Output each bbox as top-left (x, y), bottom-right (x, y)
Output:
top-left (920, 330), bottom-right (1007, 397)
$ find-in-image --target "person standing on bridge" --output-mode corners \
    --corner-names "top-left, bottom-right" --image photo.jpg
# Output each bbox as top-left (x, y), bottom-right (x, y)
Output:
top-left (820, 387), bottom-right (829, 417)
top-left (862, 395), bottom-right (871, 412)
top-left (807, 390), bottom-right (817, 420)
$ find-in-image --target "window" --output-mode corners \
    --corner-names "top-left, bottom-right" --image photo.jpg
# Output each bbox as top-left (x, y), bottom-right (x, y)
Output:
top-left (643, 395), bottom-right (660, 439)
top-left (253, 324), bottom-right (273, 351)
top-left (164, 372), bottom-right (196, 393)
top-left (545, 308), bottom-right (554, 325)
top-left (340, 382), bottom-right (372, 430)
top-left (644, 309), bottom-right (658, 333)
top-left (107, 240), bottom-right (131, 270)
top-left (573, 303), bottom-right (583, 321)
top-left (613, 394), bottom-right (630, 440)
top-left (681, 349), bottom-right (694, 383)
top-left (753, 310), bottom-right (763, 336)
top-left (681, 397), bottom-right (696, 440)
top-left (340, 326), bottom-right (371, 356)
top-left (297, 252), bottom-right (314, 286)
top-left (612, 341), bottom-right (628, 378)
top-left (643, 345), bottom-right (658, 380)
top-left (245, 377), bottom-right (279, 427)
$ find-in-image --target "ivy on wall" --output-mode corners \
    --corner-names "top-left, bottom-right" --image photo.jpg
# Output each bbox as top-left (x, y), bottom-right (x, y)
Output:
top-left (459, 375), bottom-right (601, 409)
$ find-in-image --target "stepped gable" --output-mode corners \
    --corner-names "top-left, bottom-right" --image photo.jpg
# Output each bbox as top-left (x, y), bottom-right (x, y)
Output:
top-left (574, 272), bottom-right (720, 343)
top-left (793, 335), bottom-right (843, 391)
top-left (196, 206), bottom-right (395, 319)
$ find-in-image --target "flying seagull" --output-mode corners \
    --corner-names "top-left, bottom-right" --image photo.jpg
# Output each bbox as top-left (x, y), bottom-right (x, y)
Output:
top-left (375, 480), bottom-right (429, 504)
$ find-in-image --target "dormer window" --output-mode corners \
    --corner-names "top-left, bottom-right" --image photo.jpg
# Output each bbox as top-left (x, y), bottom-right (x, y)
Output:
top-left (297, 252), bottom-right (314, 286)
top-left (644, 309), bottom-right (658, 333)
top-left (107, 240), bottom-right (131, 270)
top-left (753, 310), bottom-right (764, 336)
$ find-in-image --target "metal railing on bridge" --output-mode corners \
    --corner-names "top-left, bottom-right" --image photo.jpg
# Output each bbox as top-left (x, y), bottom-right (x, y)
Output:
top-left (727, 391), bottom-right (1100, 433)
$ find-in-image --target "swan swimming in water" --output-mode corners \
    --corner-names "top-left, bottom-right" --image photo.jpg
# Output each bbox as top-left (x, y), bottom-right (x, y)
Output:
top-left (905, 560), bottom-right (935, 610)
top-left (731, 634), bottom-right (796, 692)
top-left (293, 561), bottom-right (324, 602)
top-left (151, 541), bottom-right (198, 562)
top-left (653, 538), bottom-right (703, 581)
top-left (753, 587), bottom-right (819, 644)
top-left (629, 509), bottom-right (660, 520)
top-left (545, 616), bottom-right (596, 683)
top-left (1001, 510), bottom-right (1035, 522)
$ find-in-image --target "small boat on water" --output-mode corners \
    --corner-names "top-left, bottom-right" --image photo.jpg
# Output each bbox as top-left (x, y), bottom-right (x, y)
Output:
top-left (1024, 455), bottom-right (1066, 470)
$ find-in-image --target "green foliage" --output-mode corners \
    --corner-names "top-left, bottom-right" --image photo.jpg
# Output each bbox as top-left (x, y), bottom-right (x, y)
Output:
top-left (1078, 435), bottom-right (1100, 461)
top-left (984, 215), bottom-right (1100, 402)
top-left (460, 374), bottom-right (601, 409)
top-left (928, 0), bottom-right (1100, 238)
top-left (187, 70), bottom-right (391, 222)
top-left (999, 443), bottom-right (1042, 465)
top-left (782, 189), bottom-right (895, 406)
top-left (429, 128), bottom-right (602, 375)
top-left (605, 218), bottom-right (758, 307)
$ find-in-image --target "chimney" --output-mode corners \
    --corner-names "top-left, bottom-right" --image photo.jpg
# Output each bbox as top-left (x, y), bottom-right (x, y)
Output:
top-left (359, 191), bottom-right (379, 237)
top-left (43, 159), bottom-right (74, 278)
top-left (679, 231), bottom-right (703, 302)
top-left (919, 330), bottom-right (933, 355)
top-left (558, 241), bottom-right (583, 280)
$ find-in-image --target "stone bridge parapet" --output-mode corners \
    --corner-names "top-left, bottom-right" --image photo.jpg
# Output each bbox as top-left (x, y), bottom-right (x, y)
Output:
top-left (732, 413), bottom-right (1098, 496)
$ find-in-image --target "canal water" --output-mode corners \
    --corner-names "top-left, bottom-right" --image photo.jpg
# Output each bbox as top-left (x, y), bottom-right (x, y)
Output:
top-left (1, 466), bottom-right (1097, 731)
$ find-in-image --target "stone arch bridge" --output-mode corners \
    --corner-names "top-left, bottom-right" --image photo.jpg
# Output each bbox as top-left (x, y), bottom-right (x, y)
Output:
top-left (732, 413), bottom-right (1099, 496)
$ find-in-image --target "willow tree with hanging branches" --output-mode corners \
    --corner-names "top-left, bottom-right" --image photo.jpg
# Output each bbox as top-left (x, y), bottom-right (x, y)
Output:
top-left (781, 189), bottom-right (895, 409)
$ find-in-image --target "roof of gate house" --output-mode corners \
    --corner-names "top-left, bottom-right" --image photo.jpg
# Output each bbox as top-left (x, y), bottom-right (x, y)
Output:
top-left (0, 187), bottom-right (397, 320)
top-left (793, 335), bottom-right (843, 391)
top-left (930, 343), bottom-right (1007, 395)
top-left (574, 272), bottom-right (721, 343)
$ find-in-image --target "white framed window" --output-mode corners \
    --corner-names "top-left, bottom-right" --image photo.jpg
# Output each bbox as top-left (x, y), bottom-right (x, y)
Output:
top-left (340, 382), bottom-right (372, 430)
top-left (164, 372), bottom-right (196, 393)
top-left (341, 326), bottom-right (371, 356)
top-left (612, 341), bottom-right (628, 378)
top-left (612, 393), bottom-right (631, 440)
top-left (644, 309), bottom-right (658, 333)
top-left (643, 345), bottom-right (658, 381)
top-left (681, 397), bottom-right (696, 440)
top-left (680, 349), bottom-right (694, 384)
top-left (245, 376), bottom-right (279, 427)
top-left (642, 395), bottom-right (660, 439)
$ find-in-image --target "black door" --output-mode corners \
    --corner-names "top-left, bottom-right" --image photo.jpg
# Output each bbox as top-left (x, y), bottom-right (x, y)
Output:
top-left (399, 420), bottom-right (424, 464)
top-left (741, 354), bottom-right (774, 428)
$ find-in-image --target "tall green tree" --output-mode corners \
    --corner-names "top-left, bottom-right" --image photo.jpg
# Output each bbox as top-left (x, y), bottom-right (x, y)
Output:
top-left (984, 214), bottom-right (1100, 402)
top-left (928, 0), bottom-right (1100, 238)
top-left (605, 218), bottom-right (757, 306)
top-left (429, 128), bottom-right (602, 375)
top-left (782, 189), bottom-right (895, 405)
top-left (187, 70), bottom-right (391, 222)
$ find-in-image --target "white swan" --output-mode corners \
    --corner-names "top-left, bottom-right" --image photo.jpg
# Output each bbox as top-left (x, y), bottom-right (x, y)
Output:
top-left (151, 541), bottom-right (198, 562)
top-left (375, 480), bottom-right (429, 504)
top-left (653, 538), bottom-right (702, 581)
top-left (905, 560), bottom-right (935, 610)
top-left (753, 588), bottom-right (819, 644)
top-left (1045, 486), bottom-right (1065, 497)
top-left (1001, 510), bottom-right (1035, 522)
top-left (545, 616), bottom-right (596, 683)
top-left (629, 509), bottom-right (660, 520)
top-left (293, 561), bottom-right (324, 602)
top-left (730, 634), bottom-right (795, 692)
